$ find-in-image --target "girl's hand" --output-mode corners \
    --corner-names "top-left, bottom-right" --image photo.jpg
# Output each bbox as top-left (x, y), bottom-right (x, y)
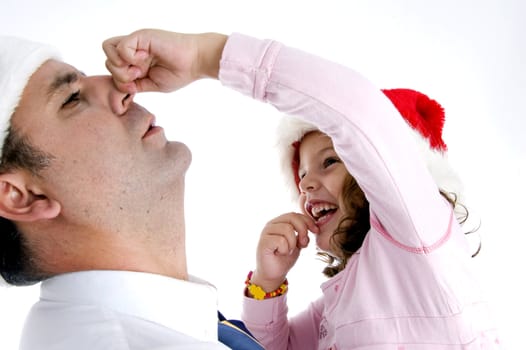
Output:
top-left (250, 212), bottom-right (319, 292)
top-left (103, 29), bottom-right (227, 93)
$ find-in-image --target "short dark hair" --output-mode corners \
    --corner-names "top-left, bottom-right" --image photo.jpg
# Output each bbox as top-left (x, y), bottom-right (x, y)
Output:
top-left (0, 126), bottom-right (54, 286)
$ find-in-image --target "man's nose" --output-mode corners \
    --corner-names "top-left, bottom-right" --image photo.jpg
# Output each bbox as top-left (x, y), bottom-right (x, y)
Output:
top-left (111, 90), bottom-right (135, 115)
top-left (109, 79), bottom-right (135, 115)
top-left (87, 75), bottom-right (135, 115)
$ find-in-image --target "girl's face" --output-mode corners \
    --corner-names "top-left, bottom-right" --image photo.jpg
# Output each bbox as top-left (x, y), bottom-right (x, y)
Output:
top-left (297, 131), bottom-right (349, 253)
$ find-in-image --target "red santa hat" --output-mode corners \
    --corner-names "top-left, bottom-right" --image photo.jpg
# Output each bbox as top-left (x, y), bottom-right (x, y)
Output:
top-left (0, 35), bottom-right (61, 287)
top-left (276, 88), bottom-right (463, 202)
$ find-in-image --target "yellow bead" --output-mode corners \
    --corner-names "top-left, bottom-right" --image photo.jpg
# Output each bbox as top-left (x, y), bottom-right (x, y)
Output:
top-left (248, 283), bottom-right (267, 300)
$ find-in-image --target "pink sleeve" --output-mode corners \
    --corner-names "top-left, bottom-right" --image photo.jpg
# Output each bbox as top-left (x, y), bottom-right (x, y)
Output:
top-left (241, 294), bottom-right (323, 350)
top-left (219, 32), bottom-right (452, 249)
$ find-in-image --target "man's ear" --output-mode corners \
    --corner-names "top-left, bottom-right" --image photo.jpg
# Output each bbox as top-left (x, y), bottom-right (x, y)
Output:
top-left (0, 173), bottom-right (61, 222)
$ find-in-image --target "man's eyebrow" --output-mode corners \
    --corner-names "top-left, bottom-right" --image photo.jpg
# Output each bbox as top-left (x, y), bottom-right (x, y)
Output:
top-left (46, 71), bottom-right (85, 99)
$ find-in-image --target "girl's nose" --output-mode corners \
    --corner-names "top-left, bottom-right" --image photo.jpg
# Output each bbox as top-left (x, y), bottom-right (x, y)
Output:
top-left (299, 173), bottom-right (319, 193)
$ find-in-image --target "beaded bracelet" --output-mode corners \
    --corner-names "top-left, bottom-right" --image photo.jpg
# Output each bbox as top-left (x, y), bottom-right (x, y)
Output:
top-left (245, 271), bottom-right (288, 300)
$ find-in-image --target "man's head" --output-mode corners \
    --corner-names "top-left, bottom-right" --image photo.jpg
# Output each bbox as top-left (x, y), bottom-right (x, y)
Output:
top-left (0, 36), bottom-right (192, 286)
top-left (0, 36), bottom-right (60, 285)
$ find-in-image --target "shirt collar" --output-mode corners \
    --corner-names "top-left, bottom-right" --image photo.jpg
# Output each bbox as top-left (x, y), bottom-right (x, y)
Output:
top-left (40, 270), bottom-right (219, 342)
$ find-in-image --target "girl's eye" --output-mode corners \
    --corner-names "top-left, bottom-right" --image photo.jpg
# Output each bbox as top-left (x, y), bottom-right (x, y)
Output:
top-left (62, 91), bottom-right (80, 107)
top-left (323, 156), bottom-right (340, 168)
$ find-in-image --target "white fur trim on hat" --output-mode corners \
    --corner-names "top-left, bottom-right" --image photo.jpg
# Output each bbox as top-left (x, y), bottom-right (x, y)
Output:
top-left (276, 116), bottom-right (317, 201)
top-left (275, 112), bottom-right (463, 204)
top-left (0, 35), bottom-right (61, 159)
top-left (407, 126), bottom-right (464, 202)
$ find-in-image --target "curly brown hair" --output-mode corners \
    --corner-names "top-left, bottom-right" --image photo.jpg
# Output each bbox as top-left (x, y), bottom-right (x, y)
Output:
top-left (317, 174), bottom-right (479, 278)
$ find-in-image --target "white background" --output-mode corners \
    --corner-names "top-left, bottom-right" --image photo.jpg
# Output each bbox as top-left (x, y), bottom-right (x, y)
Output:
top-left (1, 0), bottom-right (524, 348)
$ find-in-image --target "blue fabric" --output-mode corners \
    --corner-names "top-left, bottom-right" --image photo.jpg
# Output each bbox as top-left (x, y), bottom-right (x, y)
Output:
top-left (218, 311), bottom-right (265, 350)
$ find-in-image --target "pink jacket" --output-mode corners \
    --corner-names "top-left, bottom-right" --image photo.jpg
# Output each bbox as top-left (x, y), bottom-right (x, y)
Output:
top-left (219, 33), bottom-right (501, 349)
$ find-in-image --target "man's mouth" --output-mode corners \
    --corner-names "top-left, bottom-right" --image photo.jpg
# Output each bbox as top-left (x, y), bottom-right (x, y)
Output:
top-left (142, 115), bottom-right (158, 138)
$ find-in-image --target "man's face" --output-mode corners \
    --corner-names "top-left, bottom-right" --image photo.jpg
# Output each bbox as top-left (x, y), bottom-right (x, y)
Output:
top-left (11, 59), bottom-right (191, 233)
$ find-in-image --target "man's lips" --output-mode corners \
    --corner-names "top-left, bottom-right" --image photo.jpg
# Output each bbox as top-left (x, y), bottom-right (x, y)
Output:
top-left (142, 114), bottom-right (159, 138)
top-left (143, 125), bottom-right (163, 138)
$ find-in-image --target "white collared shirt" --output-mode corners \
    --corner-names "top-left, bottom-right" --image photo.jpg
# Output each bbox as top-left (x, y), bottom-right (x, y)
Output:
top-left (19, 270), bottom-right (230, 349)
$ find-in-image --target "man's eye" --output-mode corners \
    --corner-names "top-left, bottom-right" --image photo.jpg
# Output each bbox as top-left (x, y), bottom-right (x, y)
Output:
top-left (62, 91), bottom-right (80, 107)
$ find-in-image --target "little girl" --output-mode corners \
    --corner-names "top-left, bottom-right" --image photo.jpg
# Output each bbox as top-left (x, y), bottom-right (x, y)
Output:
top-left (243, 89), bottom-right (492, 349)
top-left (217, 35), bottom-right (502, 349)
top-left (103, 29), bottom-right (502, 349)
